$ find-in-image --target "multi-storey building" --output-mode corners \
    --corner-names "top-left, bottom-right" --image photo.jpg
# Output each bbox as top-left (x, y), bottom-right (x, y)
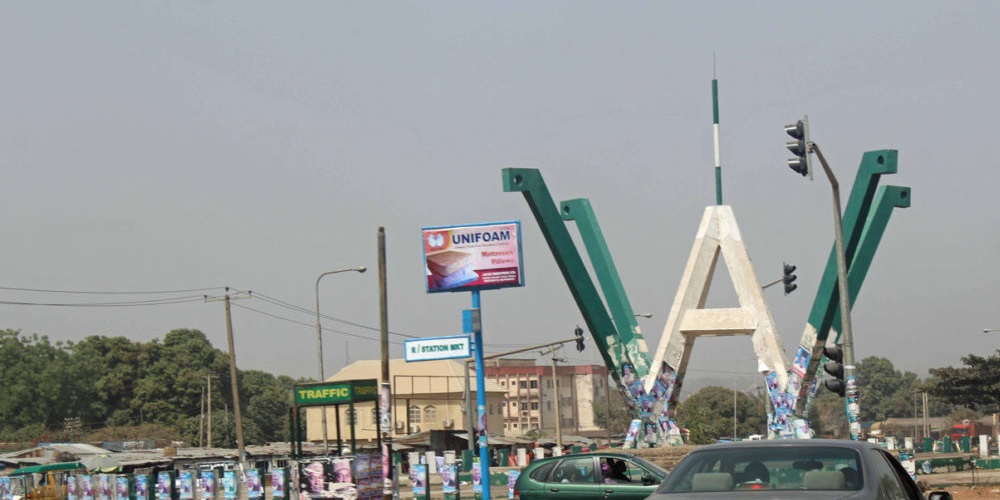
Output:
top-left (480, 359), bottom-right (610, 437)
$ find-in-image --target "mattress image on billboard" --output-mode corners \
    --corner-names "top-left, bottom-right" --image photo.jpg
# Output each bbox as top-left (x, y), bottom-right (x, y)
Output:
top-left (426, 250), bottom-right (479, 290)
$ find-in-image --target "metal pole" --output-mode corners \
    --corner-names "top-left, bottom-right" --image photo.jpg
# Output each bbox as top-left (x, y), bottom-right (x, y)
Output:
top-left (605, 370), bottom-right (612, 447)
top-left (546, 347), bottom-right (563, 451)
top-left (471, 290), bottom-right (491, 500)
top-left (812, 143), bottom-right (859, 440)
top-left (315, 266), bottom-right (367, 455)
top-left (223, 290), bottom-right (246, 461)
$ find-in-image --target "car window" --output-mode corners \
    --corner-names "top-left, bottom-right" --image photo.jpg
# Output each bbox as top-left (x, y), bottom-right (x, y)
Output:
top-left (550, 457), bottom-right (597, 484)
top-left (528, 461), bottom-right (557, 482)
top-left (657, 445), bottom-right (863, 493)
top-left (871, 449), bottom-right (921, 500)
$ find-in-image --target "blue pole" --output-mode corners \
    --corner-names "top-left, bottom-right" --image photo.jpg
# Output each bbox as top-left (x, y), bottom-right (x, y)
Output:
top-left (472, 289), bottom-right (491, 500)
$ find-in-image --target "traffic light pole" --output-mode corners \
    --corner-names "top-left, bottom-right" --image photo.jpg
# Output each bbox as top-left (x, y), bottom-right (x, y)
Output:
top-left (811, 143), bottom-right (860, 441)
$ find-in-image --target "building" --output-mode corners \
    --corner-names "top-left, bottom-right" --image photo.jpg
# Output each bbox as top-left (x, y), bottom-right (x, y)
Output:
top-left (305, 359), bottom-right (507, 444)
top-left (479, 358), bottom-right (610, 437)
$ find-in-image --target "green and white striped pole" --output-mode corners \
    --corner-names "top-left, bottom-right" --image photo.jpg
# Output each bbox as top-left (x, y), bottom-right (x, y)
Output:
top-left (713, 78), bottom-right (723, 205)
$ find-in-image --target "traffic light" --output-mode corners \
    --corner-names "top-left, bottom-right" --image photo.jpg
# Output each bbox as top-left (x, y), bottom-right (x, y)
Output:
top-left (574, 325), bottom-right (585, 352)
top-left (782, 263), bottom-right (798, 295)
top-left (785, 116), bottom-right (812, 178)
top-left (823, 344), bottom-right (846, 397)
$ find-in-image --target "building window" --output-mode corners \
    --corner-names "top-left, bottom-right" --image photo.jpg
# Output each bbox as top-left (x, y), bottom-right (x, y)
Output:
top-left (500, 380), bottom-right (506, 386)
top-left (520, 381), bottom-right (527, 389)
top-left (547, 380), bottom-right (553, 389)
top-left (529, 380), bottom-right (538, 389)
top-left (532, 423), bottom-right (539, 430)
top-left (521, 410), bottom-right (528, 417)
top-left (513, 423), bottom-right (518, 429)
top-left (409, 405), bottom-right (421, 424)
top-left (512, 401), bottom-right (518, 408)
top-left (530, 402), bottom-right (539, 410)
top-left (424, 405), bottom-right (437, 423)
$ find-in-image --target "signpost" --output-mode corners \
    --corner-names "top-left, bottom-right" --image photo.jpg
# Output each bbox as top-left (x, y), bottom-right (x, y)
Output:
top-left (404, 335), bottom-right (472, 362)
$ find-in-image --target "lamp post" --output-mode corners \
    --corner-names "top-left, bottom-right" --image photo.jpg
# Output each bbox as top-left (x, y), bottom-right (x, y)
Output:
top-left (315, 266), bottom-right (367, 455)
top-left (984, 328), bottom-right (1000, 334)
top-left (634, 313), bottom-right (653, 319)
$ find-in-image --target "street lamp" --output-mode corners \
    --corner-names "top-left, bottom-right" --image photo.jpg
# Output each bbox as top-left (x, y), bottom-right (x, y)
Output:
top-left (634, 313), bottom-right (653, 319)
top-left (984, 328), bottom-right (1000, 334)
top-left (315, 266), bottom-right (367, 455)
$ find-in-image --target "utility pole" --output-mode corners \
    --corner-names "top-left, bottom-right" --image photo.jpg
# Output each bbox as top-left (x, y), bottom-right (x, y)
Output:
top-left (205, 288), bottom-right (250, 461)
top-left (542, 346), bottom-right (565, 450)
top-left (200, 385), bottom-right (205, 447)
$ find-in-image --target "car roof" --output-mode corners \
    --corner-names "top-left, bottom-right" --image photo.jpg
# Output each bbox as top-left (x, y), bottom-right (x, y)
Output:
top-left (693, 438), bottom-right (879, 452)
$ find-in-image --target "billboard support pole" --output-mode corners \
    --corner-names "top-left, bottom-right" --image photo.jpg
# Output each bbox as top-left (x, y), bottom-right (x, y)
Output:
top-left (472, 290), bottom-right (491, 500)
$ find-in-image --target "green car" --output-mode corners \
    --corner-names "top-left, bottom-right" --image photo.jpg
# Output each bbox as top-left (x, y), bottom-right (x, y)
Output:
top-left (513, 452), bottom-right (669, 500)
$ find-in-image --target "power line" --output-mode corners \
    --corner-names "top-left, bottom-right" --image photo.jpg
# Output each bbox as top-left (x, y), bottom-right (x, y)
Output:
top-left (0, 285), bottom-right (223, 295)
top-left (0, 295), bottom-right (207, 307)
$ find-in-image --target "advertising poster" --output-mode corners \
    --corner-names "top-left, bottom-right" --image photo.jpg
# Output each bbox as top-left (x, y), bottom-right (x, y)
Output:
top-left (67, 475), bottom-right (79, 500)
top-left (472, 463), bottom-right (482, 494)
top-left (82, 475), bottom-right (95, 500)
top-left (422, 221), bottom-right (523, 293)
top-left (301, 462), bottom-right (328, 499)
top-left (246, 470), bottom-right (262, 499)
top-left (1, 477), bottom-right (11, 500)
top-left (200, 471), bottom-right (215, 499)
top-left (271, 468), bottom-right (286, 500)
top-left (135, 475), bottom-right (148, 500)
top-left (411, 464), bottom-right (426, 496)
top-left (333, 459), bottom-right (352, 484)
top-left (507, 470), bottom-right (520, 499)
top-left (98, 474), bottom-right (111, 500)
top-left (622, 419), bottom-right (642, 448)
top-left (222, 471), bottom-right (236, 500)
top-left (115, 477), bottom-right (129, 500)
top-left (177, 471), bottom-right (193, 500)
top-left (440, 464), bottom-right (456, 494)
top-left (155, 473), bottom-right (170, 500)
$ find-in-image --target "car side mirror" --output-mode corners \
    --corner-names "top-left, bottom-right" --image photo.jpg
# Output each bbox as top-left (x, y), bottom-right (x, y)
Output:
top-left (927, 492), bottom-right (952, 500)
top-left (641, 474), bottom-right (655, 485)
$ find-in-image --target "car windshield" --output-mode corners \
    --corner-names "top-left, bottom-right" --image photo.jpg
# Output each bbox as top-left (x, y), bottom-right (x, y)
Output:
top-left (656, 445), bottom-right (862, 493)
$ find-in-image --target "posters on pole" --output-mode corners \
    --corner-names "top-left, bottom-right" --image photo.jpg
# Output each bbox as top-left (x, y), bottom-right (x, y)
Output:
top-left (472, 463), bottom-right (482, 494)
top-left (177, 471), bottom-right (193, 500)
top-left (98, 474), bottom-right (111, 500)
top-left (440, 464), bottom-right (456, 494)
top-left (155, 473), bottom-right (170, 500)
top-left (411, 464), bottom-right (426, 496)
top-left (135, 475), bottom-right (148, 500)
top-left (82, 475), bottom-right (95, 500)
top-left (115, 477), bottom-right (129, 500)
top-left (271, 468), bottom-right (286, 500)
top-left (199, 471), bottom-right (215, 499)
top-left (222, 471), bottom-right (236, 499)
top-left (0, 477), bottom-right (12, 500)
top-left (422, 221), bottom-right (523, 293)
top-left (246, 470), bottom-right (263, 499)
top-left (67, 476), bottom-right (79, 500)
top-left (507, 470), bottom-right (520, 499)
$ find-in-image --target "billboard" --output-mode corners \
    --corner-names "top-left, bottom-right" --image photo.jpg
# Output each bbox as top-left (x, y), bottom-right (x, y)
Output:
top-left (422, 221), bottom-right (523, 293)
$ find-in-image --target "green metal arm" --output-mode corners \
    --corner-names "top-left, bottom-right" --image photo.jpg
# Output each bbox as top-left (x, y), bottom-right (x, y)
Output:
top-left (560, 198), bottom-right (653, 377)
top-left (503, 168), bottom-right (627, 385)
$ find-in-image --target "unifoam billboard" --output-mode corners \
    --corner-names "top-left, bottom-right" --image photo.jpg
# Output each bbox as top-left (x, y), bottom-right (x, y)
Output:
top-left (422, 221), bottom-right (524, 293)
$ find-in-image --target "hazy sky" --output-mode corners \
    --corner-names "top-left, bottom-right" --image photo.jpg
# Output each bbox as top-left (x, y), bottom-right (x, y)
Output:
top-left (3, 2), bottom-right (998, 393)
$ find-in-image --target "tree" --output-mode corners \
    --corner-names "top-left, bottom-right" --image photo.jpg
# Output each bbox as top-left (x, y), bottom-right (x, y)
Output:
top-left (855, 356), bottom-right (921, 421)
top-left (927, 350), bottom-right (1000, 413)
top-left (674, 386), bottom-right (767, 444)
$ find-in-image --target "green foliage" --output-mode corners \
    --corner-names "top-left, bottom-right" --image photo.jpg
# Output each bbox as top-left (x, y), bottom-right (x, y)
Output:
top-left (674, 386), bottom-right (767, 444)
top-left (927, 350), bottom-right (1000, 413)
top-left (0, 327), bottom-right (297, 446)
top-left (855, 356), bottom-right (921, 421)
top-left (594, 387), bottom-right (637, 433)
